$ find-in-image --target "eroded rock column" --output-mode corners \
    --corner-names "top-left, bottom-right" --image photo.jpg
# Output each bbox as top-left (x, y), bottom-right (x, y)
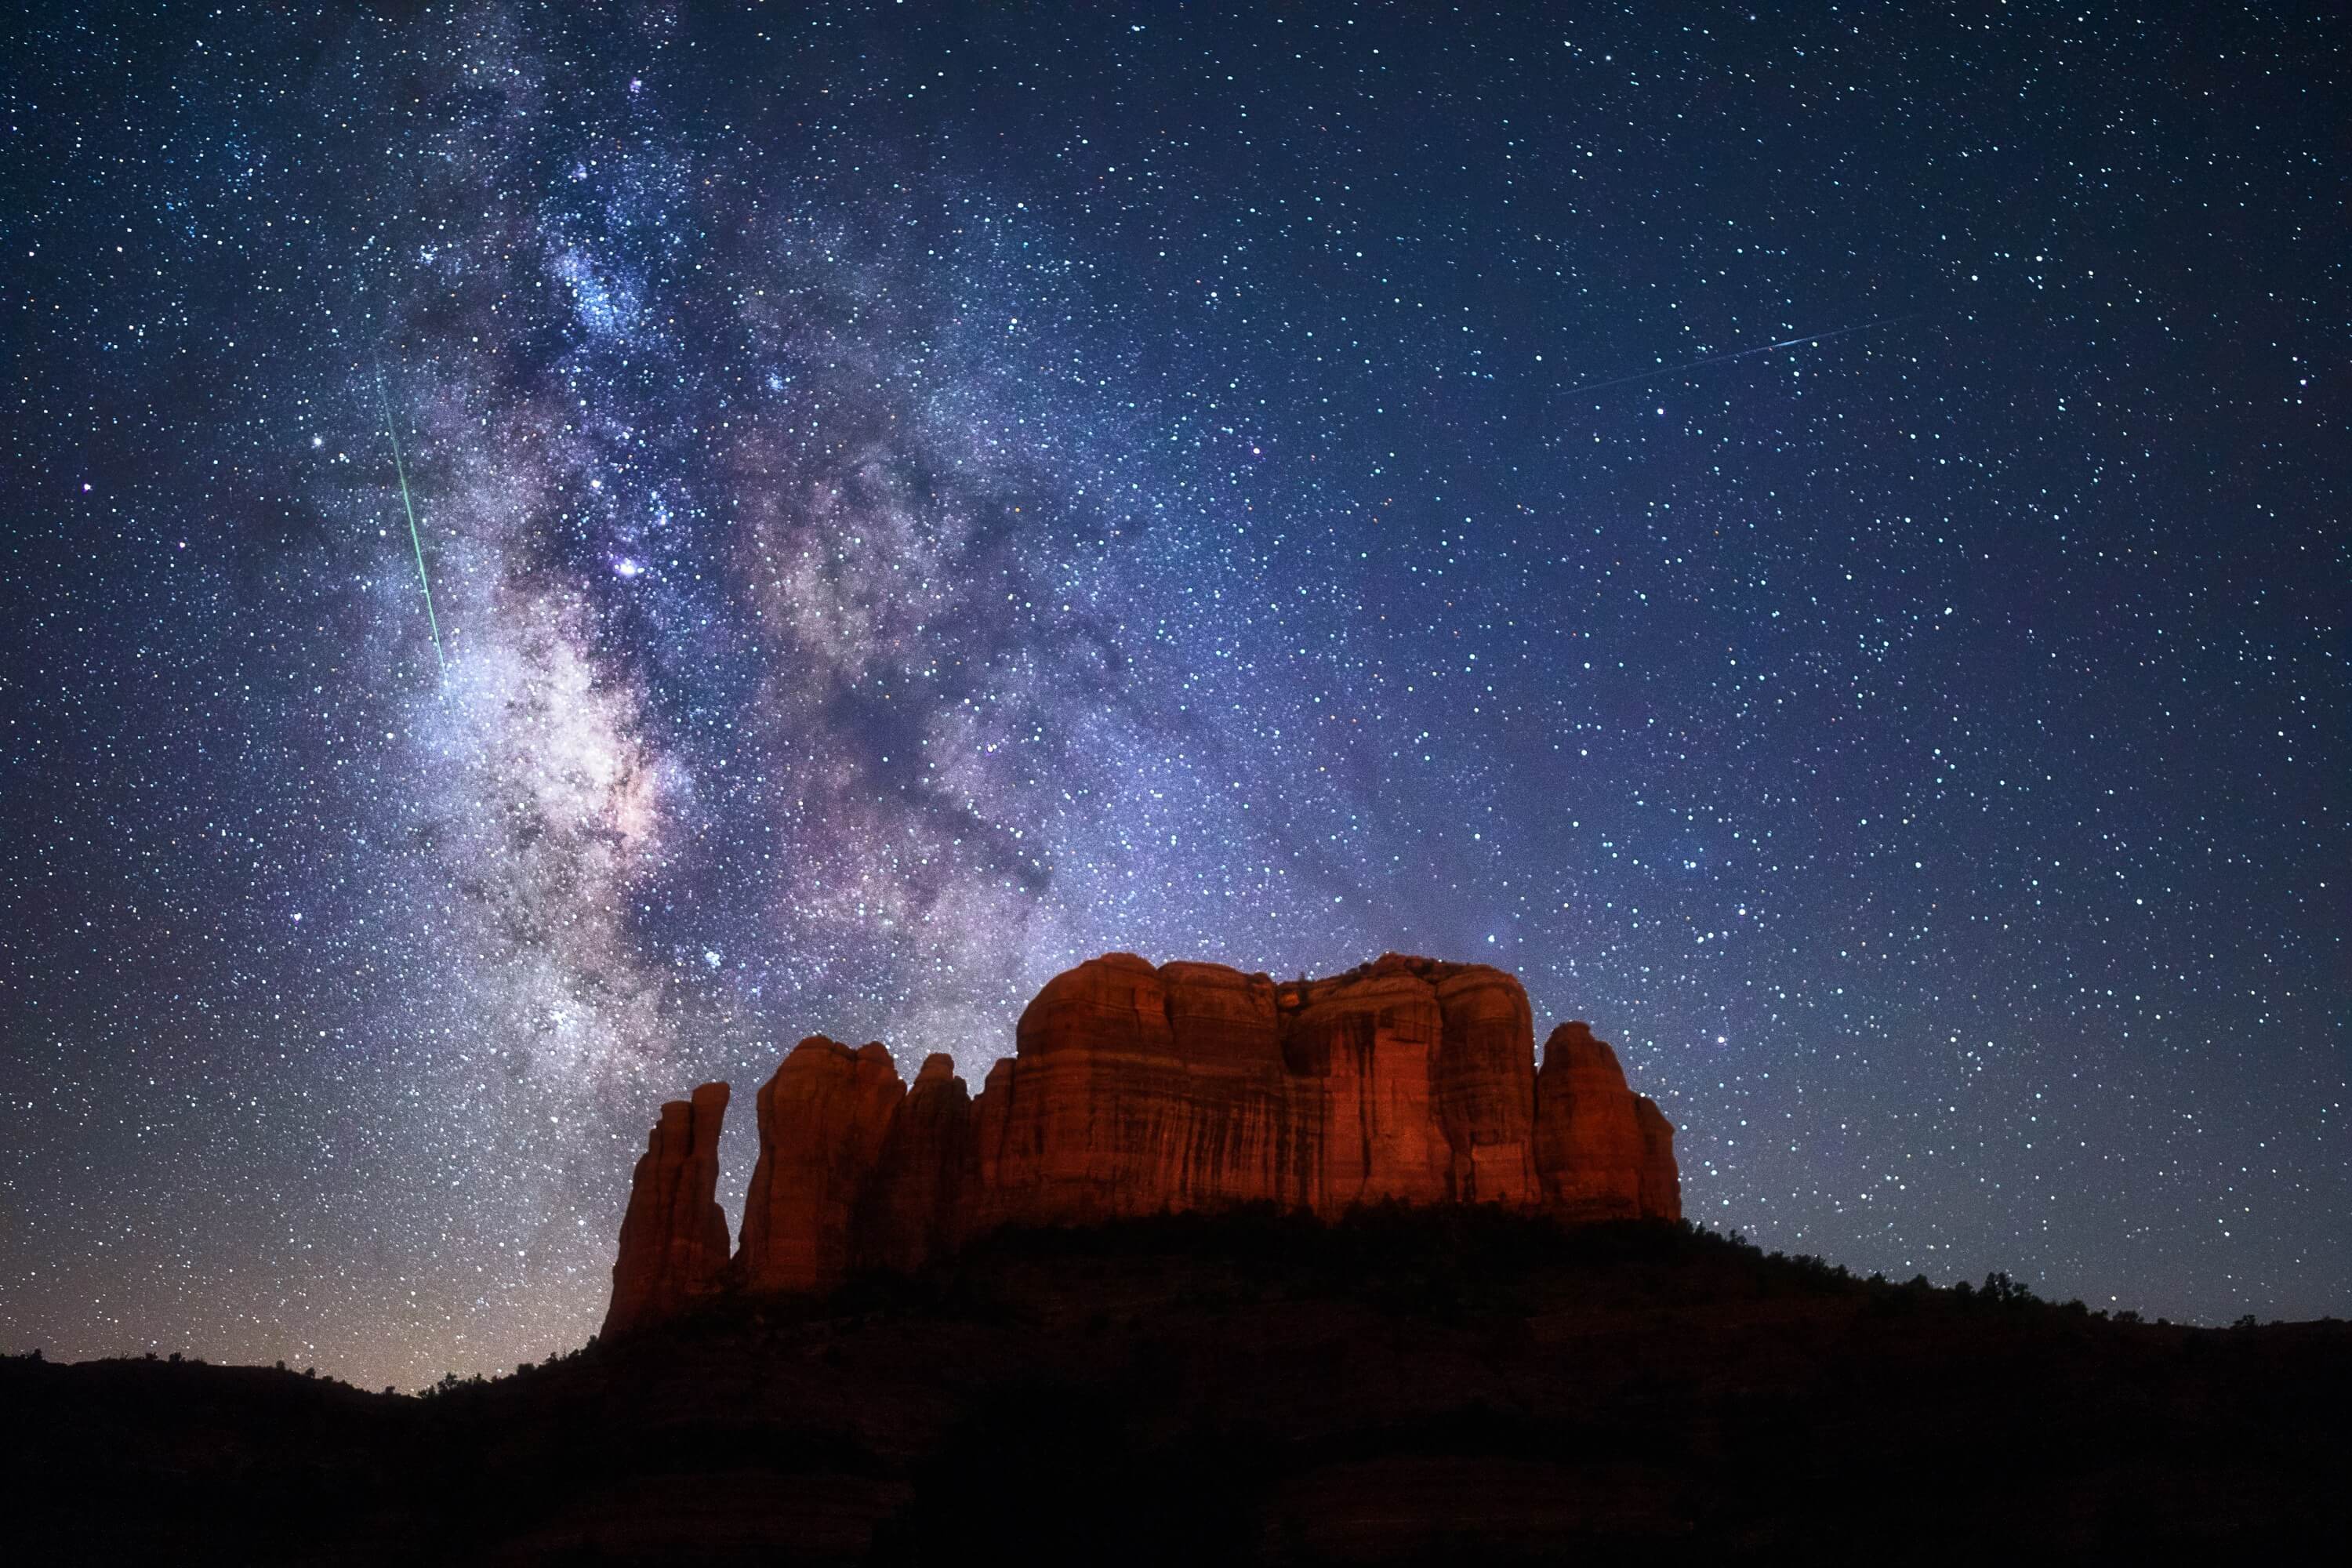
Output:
top-left (739, 1039), bottom-right (905, 1292)
top-left (1532, 1022), bottom-right (1680, 1221)
top-left (856, 1053), bottom-right (975, 1272)
top-left (602, 1081), bottom-right (732, 1338)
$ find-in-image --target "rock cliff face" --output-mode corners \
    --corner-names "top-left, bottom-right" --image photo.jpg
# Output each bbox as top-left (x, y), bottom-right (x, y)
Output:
top-left (1533, 1022), bottom-right (1682, 1221)
top-left (604, 954), bottom-right (1680, 1333)
top-left (602, 1081), bottom-right (731, 1338)
top-left (739, 1038), bottom-right (906, 1294)
top-left (971, 955), bottom-right (1308, 1230)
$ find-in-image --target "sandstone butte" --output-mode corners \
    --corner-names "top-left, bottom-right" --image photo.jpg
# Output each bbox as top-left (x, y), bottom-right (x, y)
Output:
top-left (602, 953), bottom-right (1681, 1337)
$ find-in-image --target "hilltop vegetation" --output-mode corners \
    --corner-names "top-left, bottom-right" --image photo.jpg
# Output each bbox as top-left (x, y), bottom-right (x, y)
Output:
top-left (6, 1210), bottom-right (2346, 1563)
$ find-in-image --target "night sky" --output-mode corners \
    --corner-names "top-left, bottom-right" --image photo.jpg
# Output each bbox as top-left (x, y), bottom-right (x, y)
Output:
top-left (3, 3), bottom-right (2343, 1392)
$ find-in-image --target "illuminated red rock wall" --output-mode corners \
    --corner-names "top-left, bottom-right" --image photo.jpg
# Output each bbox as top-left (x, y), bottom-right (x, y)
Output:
top-left (604, 953), bottom-right (1680, 1334)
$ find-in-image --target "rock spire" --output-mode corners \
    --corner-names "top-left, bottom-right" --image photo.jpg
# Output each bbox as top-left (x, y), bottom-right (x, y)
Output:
top-left (602, 1081), bottom-right (732, 1338)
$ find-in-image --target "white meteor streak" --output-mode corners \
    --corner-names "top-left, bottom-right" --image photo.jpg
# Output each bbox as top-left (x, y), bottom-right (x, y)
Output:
top-left (1562, 314), bottom-right (1913, 396)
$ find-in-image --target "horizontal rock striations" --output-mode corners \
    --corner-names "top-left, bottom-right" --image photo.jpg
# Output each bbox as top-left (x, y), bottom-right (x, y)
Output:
top-left (604, 954), bottom-right (1679, 1334)
top-left (971, 954), bottom-right (1308, 1230)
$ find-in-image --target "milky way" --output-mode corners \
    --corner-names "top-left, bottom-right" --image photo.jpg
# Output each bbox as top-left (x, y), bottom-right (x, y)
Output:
top-left (3, 4), bottom-right (2343, 1389)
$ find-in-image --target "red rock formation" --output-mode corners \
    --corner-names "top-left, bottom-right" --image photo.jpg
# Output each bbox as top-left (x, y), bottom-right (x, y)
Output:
top-left (739, 1038), bottom-right (905, 1293)
top-left (972, 956), bottom-right (1310, 1229)
top-left (1432, 966), bottom-right (1540, 1204)
top-left (1265, 954), bottom-right (1545, 1209)
top-left (1159, 960), bottom-right (1314, 1207)
top-left (1532, 1022), bottom-right (1682, 1221)
top-left (608, 955), bottom-right (1682, 1327)
top-left (602, 1082), bottom-right (731, 1338)
top-left (854, 1053), bottom-right (974, 1272)
top-left (1280, 957), bottom-right (1452, 1207)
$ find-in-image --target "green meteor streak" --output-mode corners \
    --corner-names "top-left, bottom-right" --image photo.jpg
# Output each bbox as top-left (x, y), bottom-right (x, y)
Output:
top-left (377, 376), bottom-right (448, 677)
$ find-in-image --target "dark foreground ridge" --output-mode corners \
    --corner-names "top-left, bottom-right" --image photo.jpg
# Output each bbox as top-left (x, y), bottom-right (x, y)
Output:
top-left (7, 1209), bottom-right (2348, 1563)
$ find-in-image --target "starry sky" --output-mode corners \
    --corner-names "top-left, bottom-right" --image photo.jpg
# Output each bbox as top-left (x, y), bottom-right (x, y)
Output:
top-left (3, 3), bottom-right (2343, 1391)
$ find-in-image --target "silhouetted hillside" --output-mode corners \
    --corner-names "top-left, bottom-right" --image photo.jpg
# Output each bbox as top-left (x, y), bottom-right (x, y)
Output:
top-left (6, 1211), bottom-right (2346, 1563)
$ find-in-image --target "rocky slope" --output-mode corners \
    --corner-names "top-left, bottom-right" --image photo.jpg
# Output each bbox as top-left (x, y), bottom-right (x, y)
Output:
top-left (605, 953), bottom-right (1681, 1334)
